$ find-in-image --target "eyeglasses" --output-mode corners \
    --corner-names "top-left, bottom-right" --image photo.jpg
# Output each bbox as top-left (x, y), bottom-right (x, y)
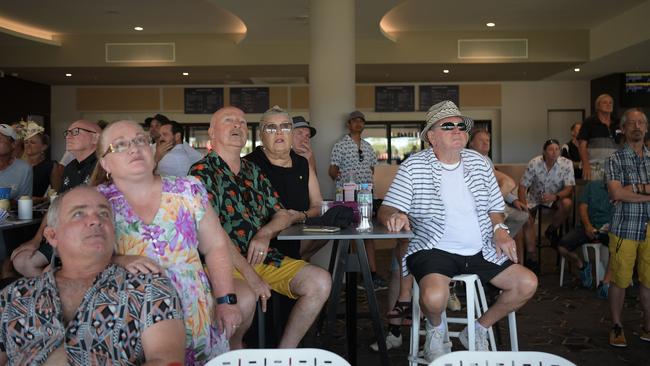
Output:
top-left (63, 127), bottom-right (97, 137)
top-left (358, 148), bottom-right (364, 162)
top-left (434, 121), bottom-right (468, 131)
top-left (262, 123), bottom-right (292, 135)
top-left (102, 135), bottom-right (151, 157)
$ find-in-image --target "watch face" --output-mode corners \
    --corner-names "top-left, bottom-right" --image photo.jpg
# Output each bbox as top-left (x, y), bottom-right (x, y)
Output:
top-left (218, 293), bottom-right (237, 305)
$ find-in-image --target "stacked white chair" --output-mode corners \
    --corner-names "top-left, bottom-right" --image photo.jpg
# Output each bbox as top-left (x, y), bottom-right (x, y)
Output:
top-left (409, 274), bottom-right (519, 366)
top-left (206, 348), bottom-right (351, 366)
top-left (430, 350), bottom-right (576, 366)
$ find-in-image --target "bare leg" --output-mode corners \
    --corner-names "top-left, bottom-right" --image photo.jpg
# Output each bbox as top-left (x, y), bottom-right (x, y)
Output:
top-left (300, 239), bottom-right (329, 261)
top-left (230, 278), bottom-right (257, 349)
top-left (481, 264), bottom-right (538, 327)
top-left (279, 264), bottom-right (332, 348)
top-left (557, 246), bottom-right (584, 268)
top-left (640, 284), bottom-right (650, 331)
top-left (522, 214), bottom-right (537, 261)
top-left (419, 273), bottom-right (452, 326)
top-left (551, 198), bottom-right (573, 227)
top-left (609, 284), bottom-right (626, 326)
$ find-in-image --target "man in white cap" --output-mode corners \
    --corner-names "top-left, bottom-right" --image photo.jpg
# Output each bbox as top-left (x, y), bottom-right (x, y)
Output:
top-left (378, 100), bottom-right (538, 361)
top-left (0, 124), bottom-right (32, 200)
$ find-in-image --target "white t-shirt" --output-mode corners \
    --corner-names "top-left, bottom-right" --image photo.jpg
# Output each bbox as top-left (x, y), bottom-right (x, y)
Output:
top-left (437, 162), bottom-right (483, 255)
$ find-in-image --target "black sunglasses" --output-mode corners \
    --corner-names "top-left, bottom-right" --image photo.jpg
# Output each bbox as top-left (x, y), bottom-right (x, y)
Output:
top-left (358, 148), bottom-right (364, 162)
top-left (434, 121), bottom-right (468, 131)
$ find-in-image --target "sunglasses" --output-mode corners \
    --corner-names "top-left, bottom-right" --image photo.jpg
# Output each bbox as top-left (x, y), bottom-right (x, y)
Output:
top-left (262, 122), bottom-right (292, 135)
top-left (434, 121), bottom-right (468, 131)
top-left (102, 135), bottom-right (151, 157)
top-left (63, 127), bottom-right (97, 137)
top-left (358, 148), bottom-right (364, 162)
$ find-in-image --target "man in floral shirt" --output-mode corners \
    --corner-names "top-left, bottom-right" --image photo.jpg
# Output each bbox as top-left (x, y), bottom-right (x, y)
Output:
top-left (0, 186), bottom-right (185, 365)
top-left (190, 106), bottom-right (331, 349)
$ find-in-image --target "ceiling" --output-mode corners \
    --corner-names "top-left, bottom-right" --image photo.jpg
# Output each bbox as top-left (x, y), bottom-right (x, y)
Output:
top-left (0, 0), bottom-right (648, 85)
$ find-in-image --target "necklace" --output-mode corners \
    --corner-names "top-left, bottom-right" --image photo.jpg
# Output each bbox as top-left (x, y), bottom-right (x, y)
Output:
top-left (439, 156), bottom-right (462, 172)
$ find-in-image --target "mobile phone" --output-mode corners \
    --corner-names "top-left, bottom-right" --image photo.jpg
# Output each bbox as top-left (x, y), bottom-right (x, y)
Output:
top-left (302, 225), bottom-right (341, 233)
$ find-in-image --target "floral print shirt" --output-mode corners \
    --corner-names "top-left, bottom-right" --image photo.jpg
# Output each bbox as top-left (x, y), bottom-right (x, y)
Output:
top-left (190, 151), bottom-right (285, 267)
top-left (520, 155), bottom-right (575, 208)
top-left (98, 176), bottom-right (228, 365)
top-left (0, 265), bottom-right (182, 366)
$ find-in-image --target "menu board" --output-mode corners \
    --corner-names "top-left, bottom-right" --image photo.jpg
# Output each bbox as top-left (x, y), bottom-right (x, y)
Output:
top-left (419, 85), bottom-right (459, 111)
top-left (375, 86), bottom-right (415, 112)
top-left (229, 87), bottom-right (270, 113)
top-left (184, 88), bottom-right (224, 114)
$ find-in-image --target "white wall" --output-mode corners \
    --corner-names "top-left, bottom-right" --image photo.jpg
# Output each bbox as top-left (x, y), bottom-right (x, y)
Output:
top-left (500, 81), bottom-right (590, 163)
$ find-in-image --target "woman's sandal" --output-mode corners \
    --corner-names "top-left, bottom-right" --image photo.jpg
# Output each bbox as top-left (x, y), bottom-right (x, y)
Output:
top-left (386, 300), bottom-right (413, 326)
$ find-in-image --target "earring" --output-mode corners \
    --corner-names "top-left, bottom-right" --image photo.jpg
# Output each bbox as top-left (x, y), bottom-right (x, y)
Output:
top-left (105, 171), bottom-right (111, 181)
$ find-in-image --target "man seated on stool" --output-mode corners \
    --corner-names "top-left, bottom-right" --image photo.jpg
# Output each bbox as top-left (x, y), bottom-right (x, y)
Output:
top-left (557, 179), bottom-right (612, 288)
top-left (0, 186), bottom-right (185, 364)
top-left (378, 100), bottom-right (538, 362)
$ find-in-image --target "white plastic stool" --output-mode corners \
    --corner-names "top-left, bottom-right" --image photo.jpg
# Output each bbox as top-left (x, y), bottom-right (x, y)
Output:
top-left (559, 242), bottom-right (608, 287)
top-left (409, 274), bottom-right (519, 366)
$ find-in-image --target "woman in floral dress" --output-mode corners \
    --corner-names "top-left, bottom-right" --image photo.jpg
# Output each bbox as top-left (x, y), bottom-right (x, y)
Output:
top-left (93, 120), bottom-right (241, 365)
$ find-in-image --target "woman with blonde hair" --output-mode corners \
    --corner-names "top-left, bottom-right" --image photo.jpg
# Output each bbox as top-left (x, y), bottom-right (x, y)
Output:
top-left (93, 120), bottom-right (241, 365)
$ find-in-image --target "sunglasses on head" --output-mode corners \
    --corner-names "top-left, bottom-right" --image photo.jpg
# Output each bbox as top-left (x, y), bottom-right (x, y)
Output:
top-left (434, 121), bottom-right (468, 131)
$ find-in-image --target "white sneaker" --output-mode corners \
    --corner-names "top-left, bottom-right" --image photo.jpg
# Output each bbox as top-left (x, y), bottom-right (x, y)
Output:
top-left (369, 332), bottom-right (402, 351)
top-left (459, 325), bottom-right (489, 351)
top-left (421, 321), bottom-right (452, 363)
top-left (447, 292), bottom-right (462, 311)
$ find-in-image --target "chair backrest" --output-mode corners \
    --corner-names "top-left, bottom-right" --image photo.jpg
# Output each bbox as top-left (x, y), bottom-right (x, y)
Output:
top-left (430, 351), bottom-right (576, 366)
top-left (206, 348), bottom-right (351, 366)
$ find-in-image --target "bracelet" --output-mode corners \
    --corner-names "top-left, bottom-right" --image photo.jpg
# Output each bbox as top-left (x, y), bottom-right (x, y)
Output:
top-left (632, 183), bottom-right (638, 194)
top-left (302, 211), bottom-right (309, 222)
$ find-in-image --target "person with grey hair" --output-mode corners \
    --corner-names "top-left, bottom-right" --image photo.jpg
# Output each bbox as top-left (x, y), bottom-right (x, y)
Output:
top-left (604, 107), bottom-right (650, 347)
top-left (578, 93), bottom-right (620, 180)
top-left (378, 100), bottom-right (537, 361)
top-left (0, 186), bottom-right (186, 365)
top-left (0, 123), bottom-right (32, 200)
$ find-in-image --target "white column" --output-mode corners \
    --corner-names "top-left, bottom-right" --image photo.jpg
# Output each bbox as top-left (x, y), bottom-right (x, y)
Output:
top-left (309, 0), bottom-right (355, 199)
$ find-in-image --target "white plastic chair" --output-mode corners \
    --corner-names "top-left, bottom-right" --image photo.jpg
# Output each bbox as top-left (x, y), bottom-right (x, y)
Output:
top-left (409, 274), bottom-right (519, 365)
top-left (559, 242), bottom-right (608, 287)
top-left (430, 350), bottom-right (576, 366)
top-left (206, 348), bottom-right (351, 366)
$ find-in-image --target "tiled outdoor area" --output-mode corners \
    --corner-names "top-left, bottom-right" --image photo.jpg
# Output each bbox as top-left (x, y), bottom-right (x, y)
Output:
top-left (303, 247), bottom-right (649, 366)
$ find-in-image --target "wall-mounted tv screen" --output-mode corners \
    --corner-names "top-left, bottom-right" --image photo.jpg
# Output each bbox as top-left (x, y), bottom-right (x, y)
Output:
top-left (625, 73), bottom-right (650, 94)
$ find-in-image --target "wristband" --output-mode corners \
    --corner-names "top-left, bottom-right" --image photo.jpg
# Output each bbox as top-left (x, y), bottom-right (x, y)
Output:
top-left (633, 183), bottom-right (638, 194)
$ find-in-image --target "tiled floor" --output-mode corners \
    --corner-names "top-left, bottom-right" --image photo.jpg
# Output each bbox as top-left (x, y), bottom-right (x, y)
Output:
top-left (303, 248), bottom-right (649, 366)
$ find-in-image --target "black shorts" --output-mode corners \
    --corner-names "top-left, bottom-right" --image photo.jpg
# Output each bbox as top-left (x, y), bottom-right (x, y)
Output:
top-left (406, 248), bottom-right (513, 285)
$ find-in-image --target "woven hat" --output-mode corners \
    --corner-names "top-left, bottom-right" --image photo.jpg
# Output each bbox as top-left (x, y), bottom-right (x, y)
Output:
top-left (0, 124), bottom-right (17, 140)
top-left (23, 121), bottom-right (45, 140)
top-left (292, 116), bottom-right (316, 137)
top-left (420, 100), bottom-right (473, 142)
top-left (348, 110), bottom-right (366, 122)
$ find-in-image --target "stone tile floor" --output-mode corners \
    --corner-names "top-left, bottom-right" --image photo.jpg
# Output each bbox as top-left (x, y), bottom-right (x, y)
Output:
top-left (303, 258), bottom-right (648, 365)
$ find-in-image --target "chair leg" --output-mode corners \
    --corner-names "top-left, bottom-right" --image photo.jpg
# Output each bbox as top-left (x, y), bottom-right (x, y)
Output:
top-left (508, 311), bottom-right (519, 351)
top-left (559, 257), bottom-right (566, 287)
top-left (409, 281), bottom-right (420, 366)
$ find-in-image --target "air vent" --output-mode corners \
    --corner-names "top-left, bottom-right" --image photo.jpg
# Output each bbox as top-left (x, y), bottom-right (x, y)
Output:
top-left (250, 77), bottom-right (307, 84)
top-left (105, 43), bottom-right (175, 63)
top-left (458, 39), bottom-right (528, 59)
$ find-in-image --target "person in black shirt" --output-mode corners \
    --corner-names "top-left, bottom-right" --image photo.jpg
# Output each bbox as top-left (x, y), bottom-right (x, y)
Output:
top-left (577, 94), bottom-right (620, 180)
top-left (561, 122), bottom-right (583, 179)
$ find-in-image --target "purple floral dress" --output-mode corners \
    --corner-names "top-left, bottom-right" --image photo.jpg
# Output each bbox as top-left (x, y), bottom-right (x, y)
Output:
top-left (98, 176), bottom-right (228, 365)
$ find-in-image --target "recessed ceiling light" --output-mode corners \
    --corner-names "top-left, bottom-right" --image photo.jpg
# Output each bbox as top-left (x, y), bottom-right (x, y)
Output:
top-left (134, 26), bottom-right (143, 31)
top-left (65, 73), bottom-right (72, 77)
top-left (443, 69), bottom-right (450, 74)
top-left (182, 72), bottom-right (189, 76)
top-left (486, 22), bottom-right (496, 27)
top-left (574, 68), bottom-right (581, 72)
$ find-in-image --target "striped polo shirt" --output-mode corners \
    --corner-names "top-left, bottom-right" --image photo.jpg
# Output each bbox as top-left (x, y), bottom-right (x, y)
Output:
top-left (382, 148), bottom-right (507, 275)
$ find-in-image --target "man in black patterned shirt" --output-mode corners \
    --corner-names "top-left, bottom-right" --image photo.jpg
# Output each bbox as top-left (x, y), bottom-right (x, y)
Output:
top-left (0, 186), bottom-right (185, 365)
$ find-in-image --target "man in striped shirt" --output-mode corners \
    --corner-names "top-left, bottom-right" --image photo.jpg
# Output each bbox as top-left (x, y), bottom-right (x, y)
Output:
top-left (378, 101), bottom-right (538, 362)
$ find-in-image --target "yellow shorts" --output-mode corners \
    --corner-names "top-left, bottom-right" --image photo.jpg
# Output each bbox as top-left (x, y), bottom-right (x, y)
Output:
top-left (233, 257), bottom-right (308, 299)
top-left (608, 227), bottom-right (650, 288)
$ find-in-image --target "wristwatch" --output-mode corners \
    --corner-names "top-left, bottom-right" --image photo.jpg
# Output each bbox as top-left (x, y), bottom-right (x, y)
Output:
top-left (493, 223), bottom-right (510, 234)
top-left (216, 293), bottom-right (238, 305)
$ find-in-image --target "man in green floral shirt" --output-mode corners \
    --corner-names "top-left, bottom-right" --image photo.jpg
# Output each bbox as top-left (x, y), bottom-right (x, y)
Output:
top-left (190, 106), bottom-right (331, 349)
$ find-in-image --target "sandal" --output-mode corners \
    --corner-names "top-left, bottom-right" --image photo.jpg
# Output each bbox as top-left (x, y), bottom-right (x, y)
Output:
top-left (387, 300), bottom-right (413, 326)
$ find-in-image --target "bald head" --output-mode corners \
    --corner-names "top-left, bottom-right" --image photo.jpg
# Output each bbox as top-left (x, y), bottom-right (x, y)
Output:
top-left (208, 107), bottom-right (247, 155)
